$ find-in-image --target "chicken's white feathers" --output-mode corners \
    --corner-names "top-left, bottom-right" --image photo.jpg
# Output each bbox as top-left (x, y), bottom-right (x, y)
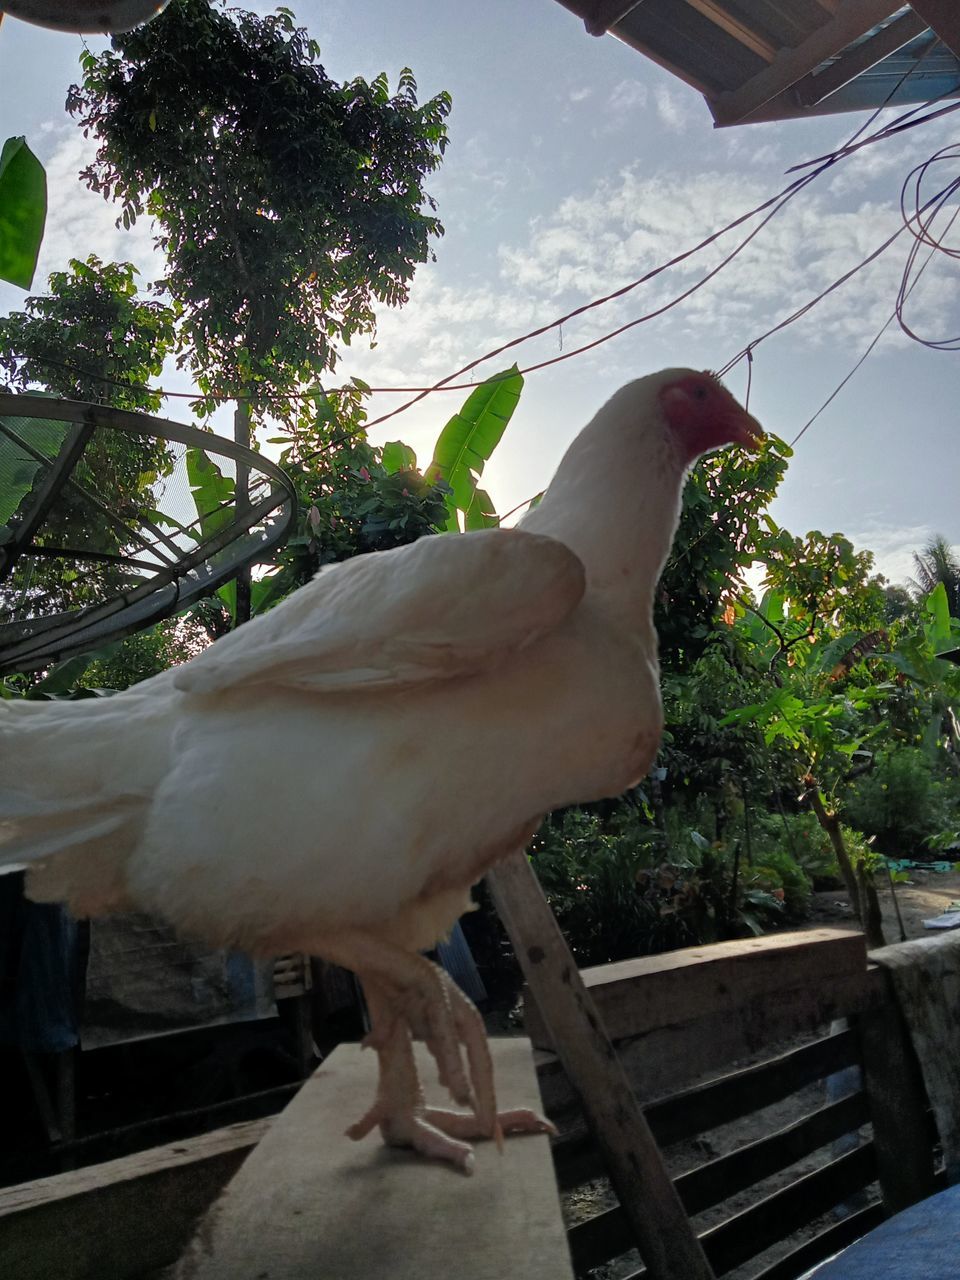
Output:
top-left (174, 528), bottom-right (586, 697)
top-left (0, 370), bottom-right (759, 958)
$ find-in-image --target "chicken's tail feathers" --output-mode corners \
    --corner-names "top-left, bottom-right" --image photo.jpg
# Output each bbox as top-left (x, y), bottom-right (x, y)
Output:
top-left (0, 793), bottom-right (143, 916)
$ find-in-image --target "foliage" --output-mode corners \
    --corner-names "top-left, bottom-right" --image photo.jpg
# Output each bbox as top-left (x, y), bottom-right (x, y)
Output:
top-left (67, 0), bottom-right (451, 423)
top-left (844, 747), bottom-right (956, 856)
top-left (425, 366), bottom-right (523, 531)
top-left (911, 534), bottom-right (960, 616)
top-left (661, 640), bottom-right (769, 824)
top-left (749, 809), bottom-right (839, 881)
top-left (0, 256), bottom-right (177, 411)
top-left (80, 616), bottom-right (211, 688)
top-left (530, 809), bottom-right (676, 966)
top-left (0, 136), bottom-right (46, 290)
top-left (760, 527), bottom-right (886, 638)
top-left (656, 433), bottom-right (790, 669)
top-left (0, 257), bottom-right (179, 617)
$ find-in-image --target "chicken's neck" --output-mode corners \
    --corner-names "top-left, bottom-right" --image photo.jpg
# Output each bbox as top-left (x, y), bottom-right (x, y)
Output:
top-left (519, 406), bottom-right (684, 635)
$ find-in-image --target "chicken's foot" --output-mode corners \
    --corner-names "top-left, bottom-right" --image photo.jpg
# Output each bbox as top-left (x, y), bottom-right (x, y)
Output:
top-left (347, 977), bottom-right (554, 1173)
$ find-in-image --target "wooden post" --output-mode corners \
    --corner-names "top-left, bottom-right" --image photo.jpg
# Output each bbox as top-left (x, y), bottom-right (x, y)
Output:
top-left (233, 398), bottom-right (251, 627)
top-left (488, 851), bottom-right (715, 1280)
top-left (857, 993), bottom-right (937, 1215)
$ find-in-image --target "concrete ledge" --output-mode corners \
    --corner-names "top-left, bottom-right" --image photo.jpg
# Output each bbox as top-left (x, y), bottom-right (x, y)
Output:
top-left (175, 1037), bottom-right (573, 1280)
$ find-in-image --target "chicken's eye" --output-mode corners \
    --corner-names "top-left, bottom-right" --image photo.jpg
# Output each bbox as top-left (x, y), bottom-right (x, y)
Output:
top-left (692, 383), bottom-right (708, 401)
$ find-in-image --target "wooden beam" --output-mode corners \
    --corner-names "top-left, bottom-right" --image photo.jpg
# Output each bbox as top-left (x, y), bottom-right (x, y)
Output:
top-left (710, 0), bottom-right (906, 125)
top-left (798, 8), bottom-right (930, 106)
top-left (0, 1119), bottom-right (267, 1280)
top-left (526, 929), bottom-right (867, 1047)
top-left (909, 0), bottom-right (960, 59)
top-left (488, 852), bottom-right (715, 1280)
top-left (857, 991), bottom-right (939, 1214)
top-left (683, 0), bottom-right (778, 62)
top-left (174, 1039), bottom-right (574, 1280)
top-left (529, 931), bottom-right (875, 1117)
top-left (582, 0), bottom-right (646, 37)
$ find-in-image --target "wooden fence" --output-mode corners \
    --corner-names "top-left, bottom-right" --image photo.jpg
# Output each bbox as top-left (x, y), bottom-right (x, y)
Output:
top-left (0, 928), bottom-right (943, 1280)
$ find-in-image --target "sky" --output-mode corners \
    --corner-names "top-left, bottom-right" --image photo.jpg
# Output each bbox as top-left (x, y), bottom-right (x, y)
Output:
top-left (1, 0), bottom-right (958, 587)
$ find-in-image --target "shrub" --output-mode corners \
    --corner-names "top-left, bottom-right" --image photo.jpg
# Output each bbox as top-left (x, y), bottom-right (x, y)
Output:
top-left (843, 748), bottom-right (953, 856)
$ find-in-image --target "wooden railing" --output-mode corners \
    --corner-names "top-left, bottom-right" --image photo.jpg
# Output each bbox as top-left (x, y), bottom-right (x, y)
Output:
top-left (0, 928), bottom-right (944, 1280)
top-left (528, 928), bottom-right (940, 1280)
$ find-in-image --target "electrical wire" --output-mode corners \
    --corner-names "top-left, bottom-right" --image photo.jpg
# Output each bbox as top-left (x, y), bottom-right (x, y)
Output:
top-left (792, 197), bottom-right (960, 448)
top-left (6, 94), bottom-right (958, 416)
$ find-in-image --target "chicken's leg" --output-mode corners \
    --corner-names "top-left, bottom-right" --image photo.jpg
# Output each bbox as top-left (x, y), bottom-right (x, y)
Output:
top-left (319, 929), bottom-right (555, 1172)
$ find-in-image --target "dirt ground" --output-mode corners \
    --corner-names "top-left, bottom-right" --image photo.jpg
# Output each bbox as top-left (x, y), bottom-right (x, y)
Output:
top-left (808, 864), bottom-right (960, 944)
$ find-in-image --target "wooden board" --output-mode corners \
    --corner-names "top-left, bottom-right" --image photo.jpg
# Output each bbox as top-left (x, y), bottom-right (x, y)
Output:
top-left (488, 851), bottom-right (715, 1280)
top-left (0, 1119), bottom-right (267, 1280)
top-left (528, 929), bottom-right (868, 1046)
top-left (529, 930), bottom-right (875, 1111)
top-left (173, 1038), bottom-right (573, 1280)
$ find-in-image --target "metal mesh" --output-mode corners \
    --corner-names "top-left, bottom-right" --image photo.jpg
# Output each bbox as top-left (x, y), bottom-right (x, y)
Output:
top-left (0, 397), bottom-right (296, 674)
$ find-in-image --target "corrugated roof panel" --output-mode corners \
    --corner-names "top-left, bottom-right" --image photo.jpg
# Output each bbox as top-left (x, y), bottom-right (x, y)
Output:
top-left (715, 0), bottom-right (834, 51)
top-left (617, 0), bottom-right (769, 95)
top-left (553, 1), bottom-right (960, 124)
top-left (800, 26), bottom-right (959, 114)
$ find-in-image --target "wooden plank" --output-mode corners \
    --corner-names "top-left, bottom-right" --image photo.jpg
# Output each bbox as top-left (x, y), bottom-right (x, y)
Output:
top-left (530, 935), bottom-right (879, 1114)
top-left (700, 1144), bottom-right (878, 1276)
top-left (552, 1026), bottom-right (862, 1189)
top-left (910, 0), bottom-right (960, 60)
top-left (526, 930), bottom-right (868, 1049)
top-left (857, 994), bottom-right (938, 1213)
top-left (648, 1026), bottom-right (860, 1146)
top-left (567, 1091), bottom-right (870, 1272)
top-left (0, 1119), bottom-right (267, 1280)
top-left (684, 0), bottom-right (778, 61)
top-left (709, 0), bottom-right (905, 124)
top-left (619, 0), bottom-right (767, 92)
top-left (678, 1091), bottom-right (870, 1213)
top-left (753, 1201), bottom-right (886, 1280)
top-left (488, 853), bottom-right (715, 1280)
top-left (173, 1038), bottom-right (574, 1280)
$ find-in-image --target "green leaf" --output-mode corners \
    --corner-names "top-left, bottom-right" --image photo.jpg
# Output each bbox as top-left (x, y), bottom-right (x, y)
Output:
top-left (186, 448), bottom-right (235, 539)
top-left (0, 414), bottom-right (72, 523)
top-left (381, 440), bottom-right (417, 474)
top-left (925, 582), bottom-right (951, 642)
top-left (426, 366), bottom-right (521, 531)
top-left (217, 579), bottom-right (237, 621)
top-left (29, 653), bottom-right (93, 695)
top-left (0, 137), bottom-right (47, 289)
top-left (464, 486), bottom-right (499, 531)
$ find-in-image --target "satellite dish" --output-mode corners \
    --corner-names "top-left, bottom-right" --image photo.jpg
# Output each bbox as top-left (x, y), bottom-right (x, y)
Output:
top-left (0, 0), bottom-right (171, 33)
top-left (0, 394), bottom-right (297, 676)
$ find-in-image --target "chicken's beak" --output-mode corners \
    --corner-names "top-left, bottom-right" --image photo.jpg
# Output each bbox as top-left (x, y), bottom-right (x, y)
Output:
top-left (728, 407), bottom-right (765, 450)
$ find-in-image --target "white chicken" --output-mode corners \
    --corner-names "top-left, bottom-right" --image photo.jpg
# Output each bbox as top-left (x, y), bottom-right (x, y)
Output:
top-left (0, 368), bottom-right (762, 1171)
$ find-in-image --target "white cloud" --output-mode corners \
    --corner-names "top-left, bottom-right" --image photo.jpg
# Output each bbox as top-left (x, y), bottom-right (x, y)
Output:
top-left (335, 138), bottom-right (958, 450)
top-left (602, 78), bottom-right (649, 128)
top-left (569, 87), bottom-right (592, 104)
top-left (31, 126), bottom-right (159, 289)
top-left (846, 523), bottom-right (960, 587)
top-left (653, 84), bottom-right (694, 133)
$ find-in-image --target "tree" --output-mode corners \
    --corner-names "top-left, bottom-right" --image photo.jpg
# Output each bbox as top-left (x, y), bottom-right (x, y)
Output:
top-left (911, 534), bottom-right (960, 616)
top-left (0, 255), bottom-right (175, 411)
top-left (67, 0), bottom-right (450, 425)
top-left (0, 256), bottom-right (178, 617)
top-left (68, 0), bottom-right (449, 621)
top-left (655, 435), bottom-right (791, 671)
